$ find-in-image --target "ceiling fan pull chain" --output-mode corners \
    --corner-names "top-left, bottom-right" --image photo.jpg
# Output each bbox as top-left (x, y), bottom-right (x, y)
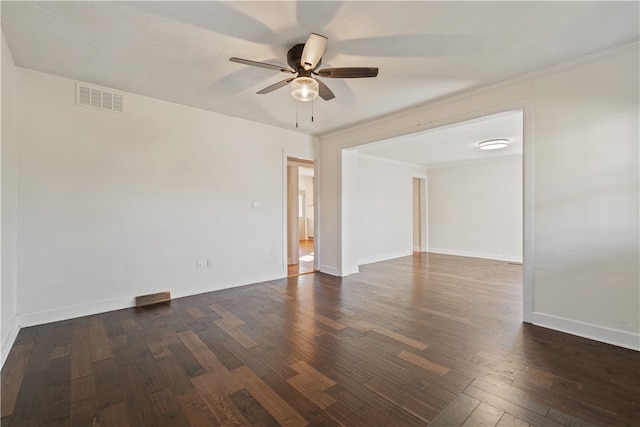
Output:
top-left (295, 103), bottom-right (299, 128)
top-left (311, 99), bottom-right (314, 123)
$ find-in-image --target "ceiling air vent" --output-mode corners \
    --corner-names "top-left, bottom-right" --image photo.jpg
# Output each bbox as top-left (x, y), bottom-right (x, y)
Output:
top-left (76, 83), bottom-right (123, 113)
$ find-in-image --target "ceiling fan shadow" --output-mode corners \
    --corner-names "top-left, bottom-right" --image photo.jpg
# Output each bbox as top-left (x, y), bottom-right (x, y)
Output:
top-left (120, 1), bottom-right (280, 45)
top-left (317, 78), bottom-right (356, 104)
top-left (204, 65), bottom-right (288, 98)
top-left (334, 34), bottom-right (492, 57)
top-left (296, 1), bottom-right (343, 34)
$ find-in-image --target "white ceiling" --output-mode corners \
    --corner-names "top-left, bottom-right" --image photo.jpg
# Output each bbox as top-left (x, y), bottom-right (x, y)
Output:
top-left (2, 1), bottom-right (638, 139)
top-left (357, 109), bottom-right (523, 167)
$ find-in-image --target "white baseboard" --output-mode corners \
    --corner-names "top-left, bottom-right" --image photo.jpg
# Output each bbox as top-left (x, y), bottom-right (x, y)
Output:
top-left (428, 247), bottom-right (523, 263)
top-left (358, 250), bottom-right (413, 267)
top-left (18, 296), bottom-right (136, 329)
top-left (532, 312), bottom-right (640, 351)
top-left (320, 264), bottom-right (342, 276)
top-left (344, 265), bottom-right (360, 276)
top-left (1, 316), bottom-right (21, 368)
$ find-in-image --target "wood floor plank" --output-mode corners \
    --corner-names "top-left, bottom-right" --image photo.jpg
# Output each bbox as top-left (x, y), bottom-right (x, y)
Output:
top-left (70, 396), bottom-right (99, 427)
top-left (178, 330), bottom-right (244, 394)
top-left (71, 320), bottom-right (93, 380)
top-left (191, 374), bottom-right (250, 426)
top-left (175, 391), bottom-right (222, 427)
top-left (355, 320), bottom-right (429, 350)
top-left (429, 392), bottom-right (481, 427)
top-left (234, 365), bottom-right (307, 427)
top-left (8, 372), bottom-right (46, 424)
top-left (41, 355), bottom-right (71, 424)
top-left (214, 319), bottom-right (259, 349)
top-left (287, 361), bottom-right (337, 409)
top-left (0, 342), bottom-right (33, 417)
top-left (464, 385), bottom-right (565, 427)
top-left (364, 376), bottom-right (441, 423)
top-left (397, 349), bottom-right (450, 376)
top-left (495, 413), bottom-right (531, 427)
top-left (88, 317), bottom-right (114, 362)
top-left (314, 313), bottom-right (347, 330)
top-left (71, 374), bottom-right (96, 403)
top-left (461, 402), bottom-right (504, 427)
top-left (470, 377), bottom-right (550, 417)
top-left (148, 388), bottom-right (191, 426)
top-left (228, 388), bottom-right (279, 426)
top-left (98, 402), bottom-right (130, 427)
top-left (210, 304), bottom-right (246, 327)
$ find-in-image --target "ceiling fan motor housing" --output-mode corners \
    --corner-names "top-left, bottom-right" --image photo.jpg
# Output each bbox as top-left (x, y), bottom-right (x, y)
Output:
top-left (287, 44), bottom-right (320, 74)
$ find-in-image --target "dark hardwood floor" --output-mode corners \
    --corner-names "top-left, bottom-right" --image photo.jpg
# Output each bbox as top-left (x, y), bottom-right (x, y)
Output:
top-left (2, 253), bottom-right (639, 426)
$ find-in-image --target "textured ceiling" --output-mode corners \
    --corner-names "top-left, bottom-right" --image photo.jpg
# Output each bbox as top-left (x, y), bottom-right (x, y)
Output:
top-left (2, 1), bottom-right (638, 138)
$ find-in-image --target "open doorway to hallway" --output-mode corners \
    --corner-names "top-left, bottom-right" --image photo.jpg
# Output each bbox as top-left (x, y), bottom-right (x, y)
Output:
top-left (287, 158), bottom-right (316, 277)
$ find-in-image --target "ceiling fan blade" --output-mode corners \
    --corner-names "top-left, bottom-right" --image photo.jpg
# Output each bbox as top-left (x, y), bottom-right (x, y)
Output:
top-left (301, 33), bottom-right (328, 71)
top-left (256, 78), bottom-right (295, 94)
top-left (316, 79), bottom-right (335, 101)
top-left (230, 57), bottom-right (295, 74)
top-left (317, 67), bottom-right (379, 78)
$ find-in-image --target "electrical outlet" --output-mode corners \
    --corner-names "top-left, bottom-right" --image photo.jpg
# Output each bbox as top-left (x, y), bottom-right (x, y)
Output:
top-left (197, 260), bottom-right (204, 269)
top-left (207, 259), bottom-right (214, 268)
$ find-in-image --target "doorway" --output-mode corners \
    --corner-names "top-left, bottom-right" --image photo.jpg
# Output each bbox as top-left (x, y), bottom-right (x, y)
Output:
top-left (344, 106), bottom-right (528, 317)
top-left (287, 158), bottom-right (316, 277)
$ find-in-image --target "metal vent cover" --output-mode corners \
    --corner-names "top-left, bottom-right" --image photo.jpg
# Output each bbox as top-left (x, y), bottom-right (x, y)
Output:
top-left (76, 83), bottom-right (123, 113)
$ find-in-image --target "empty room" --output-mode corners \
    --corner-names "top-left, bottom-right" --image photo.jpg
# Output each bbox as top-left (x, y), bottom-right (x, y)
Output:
top-left (1, 2), bottom-right (638, 426)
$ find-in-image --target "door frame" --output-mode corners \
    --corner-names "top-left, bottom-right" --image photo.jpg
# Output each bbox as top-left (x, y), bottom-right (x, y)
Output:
top-left (339, 100), bottom-right (532, 322)
top-left (412, 176), bottom-right (428, 252)
top-left (284, 156), bottom-right (318, 274)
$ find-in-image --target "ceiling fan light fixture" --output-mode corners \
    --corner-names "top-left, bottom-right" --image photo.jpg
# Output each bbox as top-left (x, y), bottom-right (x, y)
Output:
top-left (291, 77), bottom-right (319, 102)
top-left (478, 138), bottom-right (510, 150)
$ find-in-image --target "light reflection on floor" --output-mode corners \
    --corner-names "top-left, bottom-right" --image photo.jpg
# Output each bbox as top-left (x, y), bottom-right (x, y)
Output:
top-left (288, 239), bottom-right (315, 276)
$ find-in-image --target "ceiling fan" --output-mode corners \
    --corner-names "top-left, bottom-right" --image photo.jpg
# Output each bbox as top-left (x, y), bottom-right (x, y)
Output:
top-left (229, 33), bottom-right (378, 102)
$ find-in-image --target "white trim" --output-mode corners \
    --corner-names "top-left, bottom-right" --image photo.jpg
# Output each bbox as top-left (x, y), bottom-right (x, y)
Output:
top-left (411, 175), bottom-right (429, 253)
top-left (283, 153), bottom-right (319, 274)
top-left (428, 248), bottom-right (523, 264)
top-left (319, 264), bottom-right (342, 276)
top-left (17, 297), bottom-right (135, 329)
top-left (358, 250), bottom-right (414, 267)
top-left (343, 265), bottom-right (360, 276)
top-left (312, 159), bottom-right (320, 272)
top-left (1, 317), bottom-right (21, 368)
top-left (532, 312), bottom-right (640, 352)
top-left (521, 101), bottom-right (534, 324)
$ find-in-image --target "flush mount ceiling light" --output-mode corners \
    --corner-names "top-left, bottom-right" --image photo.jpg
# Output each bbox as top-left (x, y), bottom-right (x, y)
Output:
top-left (290, 77), bottom-right (319, 102)
top-left (478, 138), bottom-right (510, 150)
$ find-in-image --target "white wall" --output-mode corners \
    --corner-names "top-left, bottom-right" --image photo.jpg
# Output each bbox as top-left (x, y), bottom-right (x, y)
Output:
top-left (15, 68), bottom-right (317, 326)
top-left (428, 156), bottom-right (523, 262)
top-left (354, 154), bottom-right (427, 266)
top-left (319, 46), bottom-right (639, 350)
top-left (531, 51), bottom-right (639, 343)
top-left (1, 32), bottom-right (19, 366)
